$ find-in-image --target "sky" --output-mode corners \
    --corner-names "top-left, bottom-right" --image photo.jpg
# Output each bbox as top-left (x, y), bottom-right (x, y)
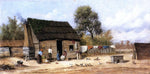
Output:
top-left (0, 0), bottom-right (150, 43)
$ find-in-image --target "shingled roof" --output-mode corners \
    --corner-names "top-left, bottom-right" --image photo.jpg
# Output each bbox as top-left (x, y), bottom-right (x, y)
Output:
top-left (27, 18), bottom-right (80, 41)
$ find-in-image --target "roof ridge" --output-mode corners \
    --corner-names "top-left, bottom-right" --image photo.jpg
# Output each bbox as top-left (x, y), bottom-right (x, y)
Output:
top-left (27, 17), bottom-right (68, 23)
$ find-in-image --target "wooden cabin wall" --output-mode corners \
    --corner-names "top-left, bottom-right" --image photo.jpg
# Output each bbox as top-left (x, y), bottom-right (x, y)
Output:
top-left (0, 47), bottom-right (10, 57)
top-left (11, 47), bottom-right (23, 57)
top-left (0, 47), bottom-right (23, 57)
top-left (135, 43), bottom-right (150, 60)
top-left (62, 40), bottom-right (80, 51)
top-left (39, 40), bottom-right (80, 59)
top-left (39, 40), bottom-right (57, 58)
top-left (62, 40), bottom-right (80, 58)
top-left (0, 40), bottom-right (24, 57)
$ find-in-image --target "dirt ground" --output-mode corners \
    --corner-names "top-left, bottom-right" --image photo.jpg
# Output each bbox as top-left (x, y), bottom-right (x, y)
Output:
top-left (1, 53), bottom-right (150, 74)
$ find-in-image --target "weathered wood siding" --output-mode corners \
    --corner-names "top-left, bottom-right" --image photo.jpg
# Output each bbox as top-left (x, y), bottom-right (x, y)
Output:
top-left (63, 40), bottom-right (80, 51)
top-left (0, 47), bottom-right (23, 57)
top-left (40, 40), bottom-right (57, 58)
top-left (62, 40), bottom-right (80, 58)
top-left (0, 40), bottom-right (24, 57)
top-left (0, 47), bottom-right (10, 57)
top-left (39, 40), bottom-right (80, 59)
top-left (11, 47), bottom-right (23, 57)
top-left (135, 43), bottom-right (150, 60)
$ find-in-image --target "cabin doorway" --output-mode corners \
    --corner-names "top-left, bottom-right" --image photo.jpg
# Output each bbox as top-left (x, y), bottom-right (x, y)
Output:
top-left (57, 40), bottom-right (62, 57)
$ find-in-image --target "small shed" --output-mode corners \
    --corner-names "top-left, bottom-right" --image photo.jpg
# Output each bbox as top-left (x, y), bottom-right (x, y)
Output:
top-left (111, 55), bottom-right (123, 63)
top-left (134, 43), bottom-right (150, 60)
top-left (24, 18), bottom-right (80, 59)
top-left (0, 40), bottom-right (24, 57)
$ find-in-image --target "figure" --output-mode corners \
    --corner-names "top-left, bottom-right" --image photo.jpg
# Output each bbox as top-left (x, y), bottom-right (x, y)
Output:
top-left (63, 50), bottom-right (67, 60)
top-left (37, 49), bottom-right (43, 64)
top-left (48, 47), bottom-right (52, 62)
top-left (57, 51), bottom-right (60, 61)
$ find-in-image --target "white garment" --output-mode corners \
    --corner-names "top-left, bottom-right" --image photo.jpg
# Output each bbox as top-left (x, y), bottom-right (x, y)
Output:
top-left (80, 46), bottom-right (87, 53)
top-left (60, 55), bottom-right (65, 60)
top-left (74, 42), bottom-right (78, 49)
top-left (48, 48), bottom-right (52, 53)
top-left (93, 46), bottom-right (98, 48)
top-left (110, 45), bottom-right (116, 49)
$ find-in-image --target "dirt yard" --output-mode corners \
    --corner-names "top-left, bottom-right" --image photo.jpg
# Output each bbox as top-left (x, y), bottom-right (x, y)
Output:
top-left (1, 53), bottom-right (150, 74)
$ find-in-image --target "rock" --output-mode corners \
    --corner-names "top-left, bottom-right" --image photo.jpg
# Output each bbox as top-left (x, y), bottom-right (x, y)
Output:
top-left (86, 58), bottom-right (91, 60)
top-left (56, 62), bottom-right (59, 64)
top-left (75, 64), bottom-right (80, 66)
top-left (98, 62), bottom-right (102, 65)
top-left (0, 64), bottom-right (15, 70)
top-left (69, 63), bottom-right (73, 67)
top-left (17, 60), bottom-right (23, 65)
top-left (94, 57), bottom-right (100, 60)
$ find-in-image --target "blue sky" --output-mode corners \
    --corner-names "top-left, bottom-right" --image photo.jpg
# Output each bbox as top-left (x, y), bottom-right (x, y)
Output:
top-left (0, 0), bottom-right (150, 43)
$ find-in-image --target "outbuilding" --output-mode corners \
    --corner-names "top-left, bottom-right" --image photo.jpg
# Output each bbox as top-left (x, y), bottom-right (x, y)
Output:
top-left (24, 18), bottom-right (80, 59)
top-left (134, 43), bottom-right (150, 60)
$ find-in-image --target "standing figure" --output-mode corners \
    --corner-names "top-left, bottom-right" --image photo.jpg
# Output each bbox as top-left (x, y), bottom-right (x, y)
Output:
top-left (48, 47), bottom-right (52, 62)
top-left (57, 51), bottom-right (60, 61)
top-left (37, 49), bottom-right (43, 64)
top-left (63, 50), bottom-right (67, 60)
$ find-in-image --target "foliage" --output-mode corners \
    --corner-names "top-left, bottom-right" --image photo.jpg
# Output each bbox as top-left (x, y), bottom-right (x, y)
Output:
top-left (0, 16), bottom-right (24, 40)
top-left (74, 6), bottom-right (102, 39)
top-left (80, 30), bottom-right (113, 45)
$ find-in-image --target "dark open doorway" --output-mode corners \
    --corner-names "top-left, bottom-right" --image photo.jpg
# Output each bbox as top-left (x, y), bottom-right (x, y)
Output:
top-left (57, 40), bottom-right (62, 57)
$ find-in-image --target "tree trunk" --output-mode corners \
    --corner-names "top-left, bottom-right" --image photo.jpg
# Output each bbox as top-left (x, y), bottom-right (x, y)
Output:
top-left (90, 31), bottom-right (94, 39)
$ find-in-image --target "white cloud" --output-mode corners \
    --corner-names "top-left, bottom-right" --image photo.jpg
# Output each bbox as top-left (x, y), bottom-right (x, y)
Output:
top-left (0, 8), bottom-right (2, 26)
top-left (144, 14), bottom-right (150, 23)
top-left (112, 29), bottom-right (150, 43)
top-left (102, 1), bottom-right (150, 43)
top-left (44, 9), bottom-right (58, 19)
top-left (103, 6), bottom-right (144, 30)
top-left (31, 9), bottom-right (59, 20)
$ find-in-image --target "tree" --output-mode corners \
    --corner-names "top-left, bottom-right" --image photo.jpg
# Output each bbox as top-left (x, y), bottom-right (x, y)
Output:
top-left (98, 30), bottom-right (113, 45)
top-left (74, 6), bottom-right (102, 39)
top-left (80, 30), bottom-right (113, 45)
top-left (0, 16), bottom-right (24, 40)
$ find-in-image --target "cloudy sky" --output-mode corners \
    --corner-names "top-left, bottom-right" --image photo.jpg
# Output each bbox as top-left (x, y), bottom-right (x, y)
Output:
top-left (0, 0), bottom-right (150, 43)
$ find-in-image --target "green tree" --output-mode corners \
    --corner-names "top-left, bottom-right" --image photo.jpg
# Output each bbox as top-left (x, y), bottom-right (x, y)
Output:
top-left (0, 16), bottom-right (24, 40)
top-left (80, 30), bottom-right (113, 45)
top-left (98, 30), bottom-right (113, 45)
top-left (74, 6), bottom-right (102, 39)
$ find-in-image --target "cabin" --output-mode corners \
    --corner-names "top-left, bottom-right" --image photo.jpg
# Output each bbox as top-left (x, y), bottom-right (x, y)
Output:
top-left (134, 43), bottom-right (150, 60)
top-left (24, 18), bottom-right (80, 59)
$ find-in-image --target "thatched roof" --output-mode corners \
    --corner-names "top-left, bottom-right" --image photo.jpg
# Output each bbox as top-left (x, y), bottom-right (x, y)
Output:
top-left (134, 43), bottom-right (150, 60)
top-left (27, 18), bottom-right (80, 41)
top-left (0, 40), bottom-right (24, 47)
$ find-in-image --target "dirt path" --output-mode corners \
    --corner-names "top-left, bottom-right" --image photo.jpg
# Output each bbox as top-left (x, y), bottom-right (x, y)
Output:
top-left (1, 53), bottom-right (150, 74)
top-left (21, 63), bottom-right (150, 74)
